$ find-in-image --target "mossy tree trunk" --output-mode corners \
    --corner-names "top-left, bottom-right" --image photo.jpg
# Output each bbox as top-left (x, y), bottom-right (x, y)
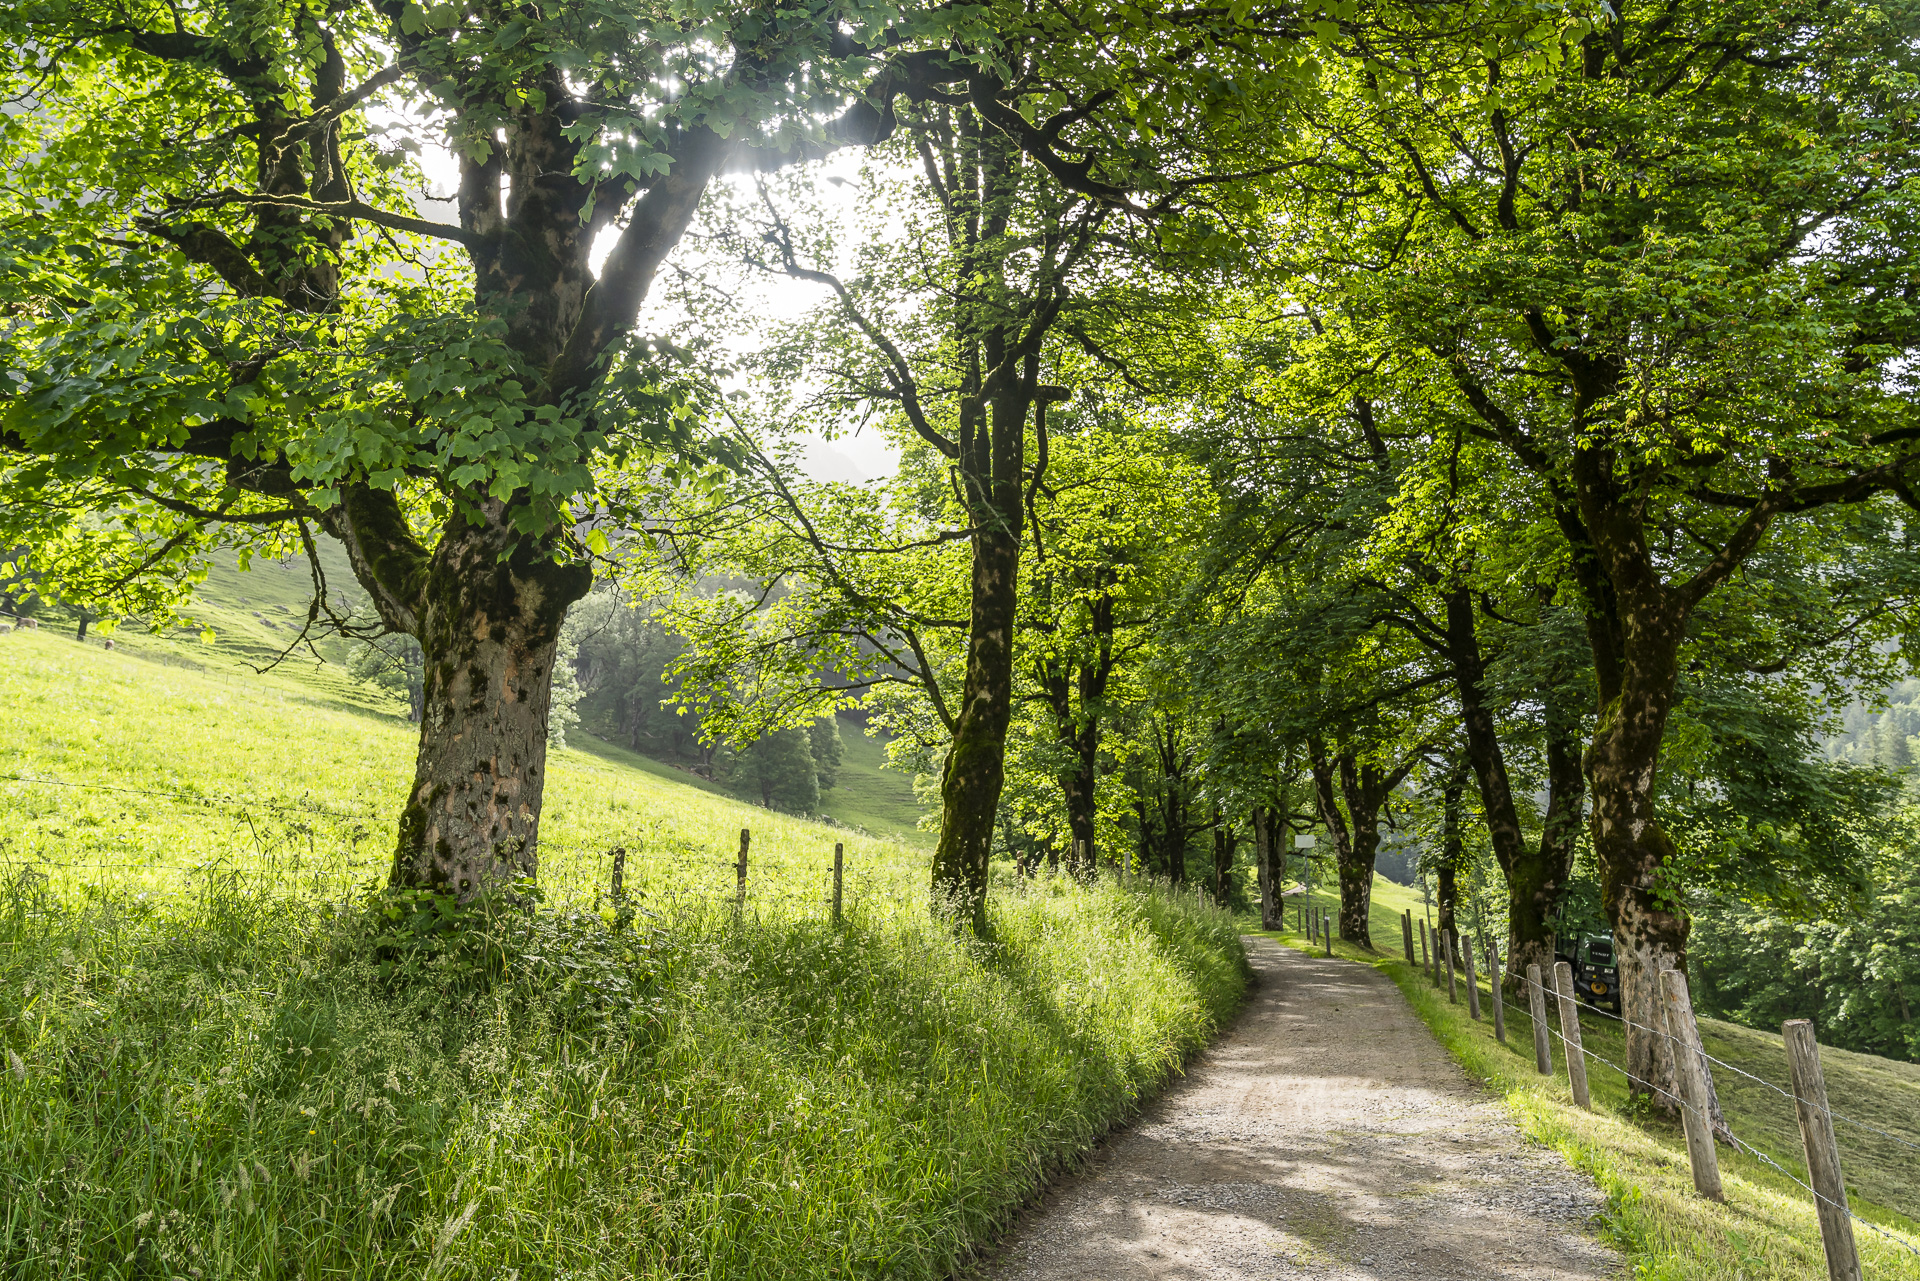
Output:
top-left (324, 497), bottom-right (591, 896)
top-left (1434, 757), bottom-right (1466, 937)
top-left (1442, 586), bottom-right (1586, 989)
top-left (933, 502), bottom-right (1024, 930)
top-left (1310, 738), bottom-right (1418, 950)
top-left (1555, 443), bottom-right (1788, 1109)
top-left (1034, 586), bottom-right (1115, 879)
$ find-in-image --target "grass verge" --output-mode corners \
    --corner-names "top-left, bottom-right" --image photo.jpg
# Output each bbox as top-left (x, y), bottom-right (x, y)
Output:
top-left (0, 630), bottom-right (1249, 1278)
top-left (0, 863), bottom-right (1247, 1279)
top-left (1257, 916), bottom-right (1920, 1280)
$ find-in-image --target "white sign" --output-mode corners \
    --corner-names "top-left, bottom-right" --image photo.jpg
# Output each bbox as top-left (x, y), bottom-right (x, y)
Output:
top-left (1294, 835), bottom-right (1316, 849)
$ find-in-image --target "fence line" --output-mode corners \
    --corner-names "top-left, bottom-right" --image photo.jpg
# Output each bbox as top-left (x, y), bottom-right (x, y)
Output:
top-left (1510, 968), bottom-right (1920, 1258)
top-left (0, 767), bottom-right (923, 931)
top-left (0, 770), bottom-right (382, 822)
top-left (1502, 966), bottom-right (1920, 1156)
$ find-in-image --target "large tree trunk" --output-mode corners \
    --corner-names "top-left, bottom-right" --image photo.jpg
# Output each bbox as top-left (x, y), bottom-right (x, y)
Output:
top-left (1210, 805), bottom-right (1237, 906)
top-left (1337, 783), bottom-right (1380, 946)
top-left (1443, 587), bottom-right (1586, 989)
top-left (932, 519), bottom-right (1020, 931)
top-left (1311, 743), bottom-right (1375, 948)
top-left (1253, 805), bottom-right (1277, 929)
top-left (391, 505), bottom-right (592, 895)
top-left (1038, 599), bottom-right (1109, 880)
top-left (1311, 738), bottom-right (1415, 950)
top-left (1586, 598), bottom-right (1691, 1111)
top-left (1065, 591), bottom-right (1115, 875)
top-left (1061, 752), bottom-right (1097, 875)
top-left (1435, 760), bottom-right (1464, 937)
top-left (1509, 723), bottom-right (1585, 986)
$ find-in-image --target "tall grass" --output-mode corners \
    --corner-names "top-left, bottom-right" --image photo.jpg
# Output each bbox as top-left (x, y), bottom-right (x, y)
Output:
top-left (0, 628), bottom-right (921, 906)
top-left (0, 869), bottom-right (1247, 1280)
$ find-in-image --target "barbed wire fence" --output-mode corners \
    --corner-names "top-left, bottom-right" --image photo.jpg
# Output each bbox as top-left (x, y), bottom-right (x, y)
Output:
top-left (1503, 962), bottom-right (1920, 1277)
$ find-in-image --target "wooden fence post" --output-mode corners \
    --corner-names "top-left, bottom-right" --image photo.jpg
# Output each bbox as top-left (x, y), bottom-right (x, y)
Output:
top-left (1487, 939), bottom-right (1506, 1044)
top-left (1784, 1019), bottom-right (1862, 1281)
top-left (1552, 961), bottom-right (1591, 1109)
top-left (1419, 920), bottom-right (1430, 977)
top-left (1660, 969), bottom-right (1723, 1202)
top-left (1402, 910), bottom-right (1414, 963)
top-left (1526, 963), bottom-right (1553, 1075)
top-left (1323, 909), bottom-right (1332, 955)
top-left (1444, 929), bottom-right (1458, 1003)
top-left (832, 842), bottom-right (844, 926)
top-left (1463, 934), bottom-right (1482, 1020)
top-left (736, 828), bottom-right (750, 905)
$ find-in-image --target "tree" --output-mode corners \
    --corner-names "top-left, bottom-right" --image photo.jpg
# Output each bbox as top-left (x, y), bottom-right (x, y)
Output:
top-left (1285, 0), bottom-right (1920, 1099)
top-left (1308, 731), bottom-right (1421, 948)
top-left (739, 726), bottom-right (820, 814)
top-left (1013, 421), bottom-right (1208, 876)
top-left (661, 70), bottom-right (1278, 926)
top-left (347, 631), bottom-right (426, 722)
top-left (0, 0), bottom-right (1292, 904)
top-left (808, 716), bottom-right (843, 793)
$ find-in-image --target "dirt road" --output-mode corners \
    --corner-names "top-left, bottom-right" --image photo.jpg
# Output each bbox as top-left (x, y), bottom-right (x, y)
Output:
top-left (982, 937), bottom-right (1624, 1281)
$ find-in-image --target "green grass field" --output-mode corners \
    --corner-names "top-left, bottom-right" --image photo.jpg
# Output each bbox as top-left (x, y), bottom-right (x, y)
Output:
top-left (0, 627), bottom-right (915, 910)
top-left (1264, 880), bottom-right (1920, 1281)
top-left (7, 542), bottom-right (931, 868)
top-left (0, 627), bottom-right (1249, 1280)
top-left (815, 724), bottom-right (933, 848)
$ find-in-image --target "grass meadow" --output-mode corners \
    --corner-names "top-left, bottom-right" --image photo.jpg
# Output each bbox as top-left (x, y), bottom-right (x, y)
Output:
top-left (0, 629), bottom-right (1250, 1279)
top-left (1271, 878), bottom-right (1920, 1281)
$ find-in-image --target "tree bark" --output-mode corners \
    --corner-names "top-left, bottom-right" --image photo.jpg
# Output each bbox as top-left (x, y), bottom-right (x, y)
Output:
top-left (1036, 588), bottom-right (1113, 880)
top-left (1211, 804), bottom-right (1237, 906)
top-left (1436, 759), bottom-right (1465, 937)
top-left (932, 513), bottom-right (1021, 931)
top-left (390, 502), bottom-right (591, 895)
top-left (1584, 592), bottom-right (1691, 1110)
top-left (1442, 587), bottom-right (1587, 988)
top-left (1310, 738), bottom-right (1416, 950)
top-left (1253, 804), bottom-right (1277, 929)
top-left (1558, 453), bottom-right (1737, 1109)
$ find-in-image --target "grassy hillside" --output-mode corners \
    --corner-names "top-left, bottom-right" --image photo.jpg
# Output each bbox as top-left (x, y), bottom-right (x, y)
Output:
top-left (0, 626), bottom-right (1248, 1280)
top-left (816, 724), bottom-right (931, 847)
top-left (1264, 891), bottom-right (1920, 1280)
top-left (12, 546), bottom-right (931, 842)
top-left (0, 626), bottom-right (913, 907)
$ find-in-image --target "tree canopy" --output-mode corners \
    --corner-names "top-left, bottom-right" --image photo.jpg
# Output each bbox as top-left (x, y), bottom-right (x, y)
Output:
top-left (8, 0), bottom-right (1920, 1085)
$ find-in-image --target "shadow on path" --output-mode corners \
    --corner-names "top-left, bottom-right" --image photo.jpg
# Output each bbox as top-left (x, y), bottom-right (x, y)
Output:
top-left (978, 938), bottom-right (1625, 1281)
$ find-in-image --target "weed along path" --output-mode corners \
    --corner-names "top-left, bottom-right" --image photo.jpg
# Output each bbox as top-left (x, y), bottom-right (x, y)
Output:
top-left (982, 937), bottom-right (1624, 1281)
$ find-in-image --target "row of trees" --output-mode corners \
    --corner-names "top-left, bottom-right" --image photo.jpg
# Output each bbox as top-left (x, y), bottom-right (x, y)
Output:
top-left (6, 0), bottom-right (1920, 1101)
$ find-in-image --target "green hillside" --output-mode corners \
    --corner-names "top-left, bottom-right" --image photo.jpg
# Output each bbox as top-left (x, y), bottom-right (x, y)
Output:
top-left (12, 547), bottom-right (931, 845)
top-left (0, 626), bottom-right (918, 906)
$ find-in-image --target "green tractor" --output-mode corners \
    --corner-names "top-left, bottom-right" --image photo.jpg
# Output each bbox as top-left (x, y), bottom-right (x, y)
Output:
top-left (1554, 933), bottom-right (1622, 1014)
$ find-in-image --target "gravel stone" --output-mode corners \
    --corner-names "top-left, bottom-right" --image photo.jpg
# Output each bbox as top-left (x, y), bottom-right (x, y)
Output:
top-left (978, 937), bottom-right (1625, 1281)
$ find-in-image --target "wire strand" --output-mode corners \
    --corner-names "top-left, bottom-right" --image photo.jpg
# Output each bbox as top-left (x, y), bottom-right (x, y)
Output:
top-left (1513, 971), bottom-right (1920, 1155)
top-left (1516, 971), bottom-right (1920, 1251)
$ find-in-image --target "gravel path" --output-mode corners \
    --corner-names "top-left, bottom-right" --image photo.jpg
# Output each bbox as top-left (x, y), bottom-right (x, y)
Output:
top-left (981, 936), bottom-right (1624, 1281)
